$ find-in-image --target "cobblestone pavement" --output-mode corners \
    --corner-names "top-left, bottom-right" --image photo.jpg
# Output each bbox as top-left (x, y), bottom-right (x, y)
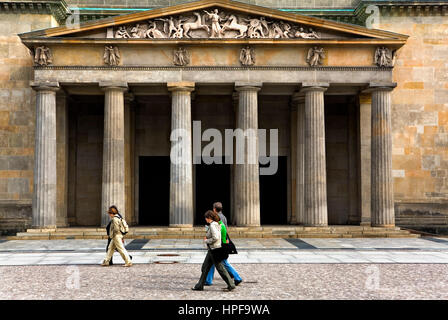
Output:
top-left (0, 264), bottom-right (447, 300)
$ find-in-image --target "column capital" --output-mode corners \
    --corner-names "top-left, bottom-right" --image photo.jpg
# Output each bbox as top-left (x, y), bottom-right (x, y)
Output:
top-left (30, 81), bottom-right (59, 92)
top-left (124, 92), bottom-right (135, 103)
top-left (235, 82), bottom-right (262, 92)
top-left (291, 92), bottom-right (305, 105)
top-left (99, 81), bottom-right (128, 92)
top-left (167, 81), bottom-right (195, 92)
top-left (364, 82), bottom-right (397, 93)
top-left (300, 82), bottom-right (329, 94)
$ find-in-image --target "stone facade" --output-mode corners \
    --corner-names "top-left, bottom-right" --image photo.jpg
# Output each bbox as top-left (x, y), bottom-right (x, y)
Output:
top-left (0, 0), bottom-right (446, 234)
top-left (0, 12), bottom-right (58, 234)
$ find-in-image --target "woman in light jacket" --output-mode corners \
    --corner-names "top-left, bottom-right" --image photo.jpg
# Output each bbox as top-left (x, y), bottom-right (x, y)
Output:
top-left (192, 210), bottom-right (236, 291)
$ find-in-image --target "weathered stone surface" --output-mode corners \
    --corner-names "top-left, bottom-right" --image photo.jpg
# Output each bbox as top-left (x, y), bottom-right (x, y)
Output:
top-left (301, 84), bottom-right (328, 226)
top-left (168, 82), bottom-right (194, 227)
top-left (371, 85), bottom-right (395, 227)
top-left (234, 83), bottom-right (261, 226)
top-left (100, 83), bottom-right (127, 226)
top-left (31, 82), bottom-right (59, 228)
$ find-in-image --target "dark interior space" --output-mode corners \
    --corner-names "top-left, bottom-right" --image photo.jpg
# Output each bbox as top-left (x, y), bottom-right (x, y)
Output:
top-left (195, 162), bottom-right (231, 226)
top-left (324, 95), bottom-right (359, 224)
top-left (260, 156), bottom-right (287, 225)
top-left (139, 156), bottom-right (170, 226)
top-left (68, 95), bottom-right (104, 226)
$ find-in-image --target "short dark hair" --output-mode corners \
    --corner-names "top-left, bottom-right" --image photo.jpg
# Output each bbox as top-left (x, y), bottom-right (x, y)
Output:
top-left (108, 205), bottom-right (119, 215)
top-left (213, 202), bottom-right (223, 213)
top-left (204, 210), bottom-right (220, 222)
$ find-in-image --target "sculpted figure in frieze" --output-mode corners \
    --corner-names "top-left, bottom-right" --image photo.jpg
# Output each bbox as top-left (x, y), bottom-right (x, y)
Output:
top-left (240, 46), bottom-right (255, 66)
top-left (307, 46), bottom-right (325, 67)
top-left (173, 47), bottom-right (190, 66)
top-left (113, 8), bottom-right (321, 40)
top-left (115, 26), bottom-right (131, 38)
top-left (374, 47), bottom-right (395, 67)
top-left (34, 45), bottom-right (53, 66)
top-left (104, 45), bottom-right (120, 66)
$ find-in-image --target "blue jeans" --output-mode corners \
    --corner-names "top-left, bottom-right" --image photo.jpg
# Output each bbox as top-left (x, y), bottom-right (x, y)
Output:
top-left (206, 259), bottom-right (241, 285)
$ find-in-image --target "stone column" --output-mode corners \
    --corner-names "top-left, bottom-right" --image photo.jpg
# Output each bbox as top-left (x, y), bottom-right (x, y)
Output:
top-left (56, 91), bottom-right (69, 227)
top-left (234, 83), bottom-right (261, 227)
top-left (100, 82), bottom-right (127, 226)
top-left (124, 93), bottom-right (134, 224)
top-left (300, 83), bottom-right (329, 227)
top-left (358, 93), bottom-right (372, 225)
top-left (292, 93), bottom-right (305, 225)
top-left (370, 83), bottom-right (396, 227)
top-left (168, 82), bottom-right (195, 227)
top-left (31, 81), bottom-right (59, 228)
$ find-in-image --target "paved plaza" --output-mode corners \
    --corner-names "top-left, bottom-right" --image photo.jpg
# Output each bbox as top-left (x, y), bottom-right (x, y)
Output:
top-left (1, 237), bottom-right (448, 299)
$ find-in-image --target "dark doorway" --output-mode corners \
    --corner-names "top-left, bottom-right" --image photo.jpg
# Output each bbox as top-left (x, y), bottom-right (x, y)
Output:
top-left (195, 162), bottom-right (231, 225)
top-left (260, 156), bottom-right (287, 224)
top-left (324, 95), bottom-right (358, 225)
top-left (139, 156), bottom-right (170, 226)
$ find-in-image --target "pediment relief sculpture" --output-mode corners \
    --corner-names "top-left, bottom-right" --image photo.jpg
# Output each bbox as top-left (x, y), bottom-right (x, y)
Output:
top-left (113, 8), bottom-right (321, 40)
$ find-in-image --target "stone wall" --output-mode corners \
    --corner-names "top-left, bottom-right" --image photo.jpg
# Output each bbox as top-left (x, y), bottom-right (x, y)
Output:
top-left (376, 14), bottom-right (448, 232)
top-left (0, 13), bottom-right (58, 234)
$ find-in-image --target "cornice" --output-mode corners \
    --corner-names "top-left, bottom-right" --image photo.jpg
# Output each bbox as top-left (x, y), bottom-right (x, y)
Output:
top-left (0, 0), bottom-right (70, 24)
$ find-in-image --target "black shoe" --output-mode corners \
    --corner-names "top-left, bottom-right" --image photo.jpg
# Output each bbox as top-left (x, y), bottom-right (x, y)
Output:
top-left (191, 287), bottom-right (203, 291)
top-left (235, 280), bottom-right (242, 286)
top-left (222, 286), bottom-right (235, 291)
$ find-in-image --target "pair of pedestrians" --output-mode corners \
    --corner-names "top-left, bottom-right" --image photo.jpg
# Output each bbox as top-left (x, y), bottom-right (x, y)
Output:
top-left (192, 202), bottom-right (242, 291)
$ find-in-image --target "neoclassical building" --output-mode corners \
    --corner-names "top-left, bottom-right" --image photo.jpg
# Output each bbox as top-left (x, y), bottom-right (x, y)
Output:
top-left (0, 0), bottom-right (447, 234)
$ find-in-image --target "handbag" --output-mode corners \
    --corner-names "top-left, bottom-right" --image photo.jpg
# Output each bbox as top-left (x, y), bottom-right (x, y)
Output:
top-left (209, 245), bottom-right (229, 263)
top-left (222, 236), bottom-right (238, 255)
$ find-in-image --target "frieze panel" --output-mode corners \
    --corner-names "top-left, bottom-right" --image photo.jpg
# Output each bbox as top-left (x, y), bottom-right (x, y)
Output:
top-left (113, 8), bottom-right (323, 40)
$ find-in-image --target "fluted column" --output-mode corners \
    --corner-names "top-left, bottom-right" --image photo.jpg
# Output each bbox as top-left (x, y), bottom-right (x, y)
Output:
top-left (31, 81), bottom-right (59, 228)
top-left (292, 93), bottom-right (305, 225)
top-left (100, 82), bottom-right (127, 226)
top-left (370, 83), bottom-right (396, 227)
top-left (300, 83), bottom-right (329, 226)
top-left (168, 82), bottom-right (194, 227)
top-left (234, 83), bottom-right (261, 226)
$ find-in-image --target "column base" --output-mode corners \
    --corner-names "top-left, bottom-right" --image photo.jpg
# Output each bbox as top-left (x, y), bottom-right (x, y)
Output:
top-left (169, 224), bottom-right (193, 228)
top-left (371, 224), bottom-right (395, 228)
top-left (303, 223), bottom-right (328, 227)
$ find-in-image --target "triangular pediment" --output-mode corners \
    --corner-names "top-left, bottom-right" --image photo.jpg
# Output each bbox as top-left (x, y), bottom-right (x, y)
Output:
top-left (20, 0), bottom-right (407, 44)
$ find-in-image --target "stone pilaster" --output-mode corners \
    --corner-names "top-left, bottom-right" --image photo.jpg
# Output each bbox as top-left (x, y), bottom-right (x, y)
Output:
top-left (100, 82), bottom-right (127, 226)
top-left (31, 81), bottom-right (59, 228)
top-left (168, 82), bottom-right (195, 227)
top-left (56, 90), bottom-right (69, 227)
top-left (300, 83), bottom-right (329, 226)
top-left (291, 93), bottom-right (305, 225)
top-left (369, 83), bottom-right (396, 227)
top-left (234, 83), bottom-right (261, 227)
top-left (124, 93), bottom-right (135, 224)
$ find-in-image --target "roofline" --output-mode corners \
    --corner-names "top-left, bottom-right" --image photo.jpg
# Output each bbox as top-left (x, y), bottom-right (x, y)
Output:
top-left (19, 0), bottom-right (409, 41)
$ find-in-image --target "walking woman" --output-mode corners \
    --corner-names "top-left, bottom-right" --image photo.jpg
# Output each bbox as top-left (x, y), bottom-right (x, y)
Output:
top-left (101, 206), bottom-right (132, 267)
top-left (192, 210), bottom-right (236, 291)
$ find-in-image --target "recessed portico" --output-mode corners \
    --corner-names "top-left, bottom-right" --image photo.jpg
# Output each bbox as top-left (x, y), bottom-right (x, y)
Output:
top-left (20, 0), bottom-right (407, 230)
